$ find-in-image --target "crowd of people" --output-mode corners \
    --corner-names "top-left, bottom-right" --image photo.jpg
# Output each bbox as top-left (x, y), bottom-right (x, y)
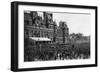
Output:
top-left (24, 43), bottom-right (90, 62)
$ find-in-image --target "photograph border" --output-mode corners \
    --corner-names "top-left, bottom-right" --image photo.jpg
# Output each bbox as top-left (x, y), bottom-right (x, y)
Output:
top-left (11, 1), bottom-right (98, 72)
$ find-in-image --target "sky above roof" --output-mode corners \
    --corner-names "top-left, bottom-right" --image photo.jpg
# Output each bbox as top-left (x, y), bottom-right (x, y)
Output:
top-left (53, 12), bottom-right (91, 36)
top-left (37, 11), bottom-right (91, 36)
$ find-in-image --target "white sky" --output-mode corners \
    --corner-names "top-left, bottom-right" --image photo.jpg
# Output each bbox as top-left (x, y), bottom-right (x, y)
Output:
top-left (38, 12), bottom-right (91, 36)
top-left (53, 12), bottom-right (91, 36)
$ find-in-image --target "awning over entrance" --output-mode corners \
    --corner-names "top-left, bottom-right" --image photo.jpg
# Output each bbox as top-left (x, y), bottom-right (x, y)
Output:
top-left (29, 37), bottom-right (51, 41)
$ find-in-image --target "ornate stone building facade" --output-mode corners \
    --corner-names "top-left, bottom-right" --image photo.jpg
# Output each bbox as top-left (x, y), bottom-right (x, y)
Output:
top-left (56, 21), bottom-right (69, 43)
top-left (24, 11), bottom-right (69, 44)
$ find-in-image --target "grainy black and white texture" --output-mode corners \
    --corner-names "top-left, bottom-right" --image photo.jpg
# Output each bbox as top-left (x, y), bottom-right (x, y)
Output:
top-left (24, 11), bottom-right (90, 62)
